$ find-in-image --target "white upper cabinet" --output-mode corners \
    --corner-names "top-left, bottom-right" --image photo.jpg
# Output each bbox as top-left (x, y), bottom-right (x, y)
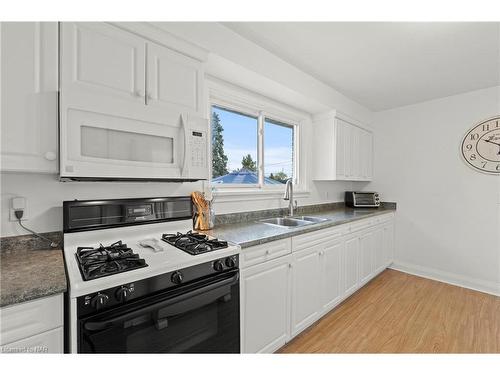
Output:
top-left (146, 42), bottom-right (203, 114)
top-left (313, 111), bottom-right (373, 181)
top-left (61, 22), bottom-right (146, 104)
top-left (1, 22), bottom-right (59, 173)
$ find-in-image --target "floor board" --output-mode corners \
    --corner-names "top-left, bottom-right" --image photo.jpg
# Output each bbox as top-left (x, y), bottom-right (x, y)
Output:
top-left (279, 269), bottom-right (500, 353)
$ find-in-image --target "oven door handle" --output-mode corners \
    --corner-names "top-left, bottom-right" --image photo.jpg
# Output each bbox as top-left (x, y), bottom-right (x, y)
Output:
top-left (84, 271), bottom-right (239, 332)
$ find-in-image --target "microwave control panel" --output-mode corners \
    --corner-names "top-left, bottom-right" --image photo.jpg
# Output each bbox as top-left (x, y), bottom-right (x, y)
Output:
top-left (189, 130), bottom-right (207, 168)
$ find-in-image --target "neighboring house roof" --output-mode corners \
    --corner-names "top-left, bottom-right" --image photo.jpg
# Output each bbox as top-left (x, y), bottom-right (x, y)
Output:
top-left (212, 168), bottom-right (283, 184)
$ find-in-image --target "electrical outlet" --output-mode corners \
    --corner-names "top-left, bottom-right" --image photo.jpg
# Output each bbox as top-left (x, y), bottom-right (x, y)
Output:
top-left (10, 208), bottom-right (28, 221)
top-left (10, 196), bottom-right (28, 221)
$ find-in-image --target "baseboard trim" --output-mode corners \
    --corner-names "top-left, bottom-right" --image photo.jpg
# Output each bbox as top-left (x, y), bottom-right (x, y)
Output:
top-left (389, 261), bottom-right (500, 297)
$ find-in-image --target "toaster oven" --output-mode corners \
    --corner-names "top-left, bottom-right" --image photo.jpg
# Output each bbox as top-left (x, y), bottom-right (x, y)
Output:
top-left (345, 192), bottom-right (380, 208)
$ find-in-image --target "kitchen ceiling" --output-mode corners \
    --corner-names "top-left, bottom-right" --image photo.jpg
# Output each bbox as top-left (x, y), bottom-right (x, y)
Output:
top-left (222, 22), bottom-right (500, 111)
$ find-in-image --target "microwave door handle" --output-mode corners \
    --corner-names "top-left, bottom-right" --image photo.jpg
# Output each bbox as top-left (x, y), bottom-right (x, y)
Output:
top-left (180, 113), bottom-right (189, 176)
top-left (84, 271), bottom-right (239, 332)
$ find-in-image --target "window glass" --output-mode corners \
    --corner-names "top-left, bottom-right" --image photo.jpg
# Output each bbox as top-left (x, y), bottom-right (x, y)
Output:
top-left (211, 106), bottom-right (258, 184)
top-left (264, 118), bottom-right (294, 185)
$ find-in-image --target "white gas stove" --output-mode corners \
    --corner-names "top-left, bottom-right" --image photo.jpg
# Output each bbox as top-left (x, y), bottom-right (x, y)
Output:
top-left (63, 196), bottom-right (241, 353)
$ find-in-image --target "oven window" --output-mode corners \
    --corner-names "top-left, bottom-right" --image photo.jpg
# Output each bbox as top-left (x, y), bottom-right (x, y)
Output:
top-left (79, 274), bottom-right (240, 353)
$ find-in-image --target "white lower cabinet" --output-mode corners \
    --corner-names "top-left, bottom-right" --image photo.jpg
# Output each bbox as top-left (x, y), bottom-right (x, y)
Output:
top-left (320, 240), bottom-right (344, 313)
top-left (359, 230), bottom-right (374, 286)
top-left (240, 255), bottom-right (292, 353)
top-left (1, 327), bottom-right (63, 354)
top-left (343, 236), bottom-right (360, 296)
top-left (0, 294), bottom-right (64, 354)
top-left (240, 213), bottom-right (395, 353)
top-left (383, 219), bottom-right (395, 267)
top-left (290, 245), bottom-right (322, 337)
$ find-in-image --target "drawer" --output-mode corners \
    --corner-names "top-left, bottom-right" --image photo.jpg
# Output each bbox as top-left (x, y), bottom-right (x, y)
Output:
top-left (0, 327), bottom-right (63, 354)
top-left (292, 225), bottom-right (348, 252)
top-left (376, 213), bottom-right (394, 225)
top-left (240, 238), bottom-right (291, 268)
top-left (0, 294), bottom-right (63, 345)
top-left (348, 218), bottom-right (377, 233)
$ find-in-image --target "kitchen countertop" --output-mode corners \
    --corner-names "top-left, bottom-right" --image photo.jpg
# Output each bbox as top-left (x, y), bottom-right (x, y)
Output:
top-left (0, 233), bottom-right (67, 308)
top-left (204, 205), bottom-right (396, 248)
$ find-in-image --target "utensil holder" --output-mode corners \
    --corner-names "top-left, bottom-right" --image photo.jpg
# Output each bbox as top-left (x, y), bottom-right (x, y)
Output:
top-left (193, 201), bottom-right (215, 231)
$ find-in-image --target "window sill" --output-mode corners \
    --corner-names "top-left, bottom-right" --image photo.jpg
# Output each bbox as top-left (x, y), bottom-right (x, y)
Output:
top-left (212, 188), bottom-right (311, 203)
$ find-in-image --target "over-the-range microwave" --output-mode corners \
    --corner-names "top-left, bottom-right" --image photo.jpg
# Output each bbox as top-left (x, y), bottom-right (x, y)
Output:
top-left (59, 109), bottom-right (209, 182)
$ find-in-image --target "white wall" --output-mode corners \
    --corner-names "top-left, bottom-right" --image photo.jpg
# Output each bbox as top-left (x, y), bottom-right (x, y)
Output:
top-left (364, 86), bottom-right (500, 295)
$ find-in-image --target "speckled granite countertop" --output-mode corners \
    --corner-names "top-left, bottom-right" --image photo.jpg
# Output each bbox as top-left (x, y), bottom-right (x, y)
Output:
top-left (204, 204), bottom-right (396, 248)
top-left (1, 233), bottom-right (67, 308)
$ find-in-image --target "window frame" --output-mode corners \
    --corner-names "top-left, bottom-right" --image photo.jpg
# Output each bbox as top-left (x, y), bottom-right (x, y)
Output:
top-left (208, 84), bottom-right (304, 195)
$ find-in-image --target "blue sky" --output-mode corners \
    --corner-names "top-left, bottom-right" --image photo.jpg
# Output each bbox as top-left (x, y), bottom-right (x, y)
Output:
top-left (213, 106), bottom-right (293, 179)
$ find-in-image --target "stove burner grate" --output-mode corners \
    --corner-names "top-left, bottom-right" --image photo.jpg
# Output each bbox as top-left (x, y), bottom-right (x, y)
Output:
top-left (161, 231), bottom-right (228, 255)
top-left (75, 240), bottom-right (148, 281)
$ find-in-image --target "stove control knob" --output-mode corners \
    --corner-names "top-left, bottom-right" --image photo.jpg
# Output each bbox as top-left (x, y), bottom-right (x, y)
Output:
top-left (225, 256), bottom-right (236, 268)
top-left (171, 271), bottom-right (184, 284)
top-left (116, 286), bottom-right (133, 302)
top-left (213, 260), bottom-right (224, 272)
top-left (91, 293), bottom-right (109, 309)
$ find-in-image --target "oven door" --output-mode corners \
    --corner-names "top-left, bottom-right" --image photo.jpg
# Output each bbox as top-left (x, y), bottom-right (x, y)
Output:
top-left (78, 271), bottom-right (240, 353)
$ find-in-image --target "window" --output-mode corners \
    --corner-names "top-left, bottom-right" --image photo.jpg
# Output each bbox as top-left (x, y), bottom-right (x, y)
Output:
top-left (211, 105), bottom-right (296, 187)
top-left (264, 118), bottom-right (294, 185)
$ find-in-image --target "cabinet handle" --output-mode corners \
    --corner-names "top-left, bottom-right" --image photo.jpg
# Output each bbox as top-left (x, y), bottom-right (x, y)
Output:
top-left (265, 250), bottom-right (270, 255)
top-left (288, 263), bottom-right (292, 268)
top-left (44, 151), bottom-right (56, 161)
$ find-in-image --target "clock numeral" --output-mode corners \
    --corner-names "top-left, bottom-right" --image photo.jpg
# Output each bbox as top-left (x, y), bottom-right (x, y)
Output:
top-left (481, 161), bottom-right (487, 168)
top-left (482, 123), bottom-right (490, 131)
top-left (470, 154), bottom-right (476, 161)
top-left (465, 144), bottom-right (473, 151)
top-left (470, 133), bottom-right (479, 141)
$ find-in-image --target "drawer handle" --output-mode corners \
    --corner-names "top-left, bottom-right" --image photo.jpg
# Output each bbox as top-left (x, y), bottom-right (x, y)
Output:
top-left (265, 250), bottom-right (270, 255)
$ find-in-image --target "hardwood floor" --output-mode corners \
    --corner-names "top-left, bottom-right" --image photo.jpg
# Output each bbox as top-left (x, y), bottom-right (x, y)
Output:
top-left (279, 269), bottom-right (500, 353)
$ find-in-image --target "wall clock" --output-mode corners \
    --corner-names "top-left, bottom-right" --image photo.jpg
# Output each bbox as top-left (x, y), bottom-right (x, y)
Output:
top-left (461, 116), bottom-right (500, 174)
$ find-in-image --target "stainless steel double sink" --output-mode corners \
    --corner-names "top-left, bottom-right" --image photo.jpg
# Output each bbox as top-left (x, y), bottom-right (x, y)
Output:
top-left (259, 215), bottom-right (329, 228)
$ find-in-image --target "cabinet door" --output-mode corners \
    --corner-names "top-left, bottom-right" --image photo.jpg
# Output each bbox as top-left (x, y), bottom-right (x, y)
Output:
top-left (60, 22), bottom-right (146, 103)
top-left (359, 230), bottom-right (374, 285)
top-left (240, 256), bottom-right (291, 353)
top-left (343, 121), bottom-right (353, 178)
top-left (350, 125), bottom-right (361, 178)
top-left (320, 240), bottom-right (343, 314)
top-left (1, 22), bottom-right (58, 173)
top-left (358, 129), bottom-right (369, 179)
top-left (291, 246), bottom-right (321, 337)
top-left (366, 130), bottom-right (374, 180)
top-left (383, 221), bottom-right (395, 267)
top-left (0, 327), bottom-right (63, 354)
top-left (343, 236), bottom-right (360, 296)
top-left (372, 226), bottom-right (385, 274)
top-left (146, 42), bottom-right (203, 115)
top-left (335, 120), bottom-right (346, 179)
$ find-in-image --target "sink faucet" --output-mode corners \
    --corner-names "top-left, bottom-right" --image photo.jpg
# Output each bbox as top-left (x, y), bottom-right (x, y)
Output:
top-left (283, 178), bottom-right (297, 216)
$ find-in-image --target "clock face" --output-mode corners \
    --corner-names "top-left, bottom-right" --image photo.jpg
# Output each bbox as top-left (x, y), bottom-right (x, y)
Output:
top-left (461, 116), bottom-right (500, 174)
